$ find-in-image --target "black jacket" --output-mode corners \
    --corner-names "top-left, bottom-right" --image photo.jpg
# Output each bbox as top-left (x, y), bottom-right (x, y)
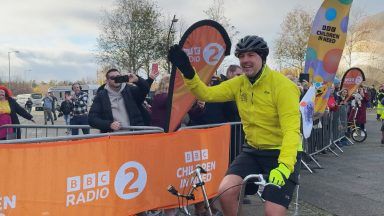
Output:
top-left (8, 97), bottom-right (33, 139)
top-left (25, 100), bottom-right (33, 108)
top-left (88, 77), bottom-right (149, 133)
top-left (60, 100), bottom-right (73, 115)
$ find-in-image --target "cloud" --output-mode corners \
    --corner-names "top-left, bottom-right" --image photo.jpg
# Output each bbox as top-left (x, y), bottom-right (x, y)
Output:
top-left (0, 0), bottom-right (109, 82)
top-left (0, 46), bottom-right (97, 82)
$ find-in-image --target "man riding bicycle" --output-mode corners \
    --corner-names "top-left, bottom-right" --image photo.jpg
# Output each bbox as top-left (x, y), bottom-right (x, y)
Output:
top-left (168, 35), bottom-right (302, 216)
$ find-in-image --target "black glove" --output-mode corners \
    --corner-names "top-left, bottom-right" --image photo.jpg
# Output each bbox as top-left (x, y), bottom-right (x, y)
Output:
top-left (168, 44), bottom-right (195, 79)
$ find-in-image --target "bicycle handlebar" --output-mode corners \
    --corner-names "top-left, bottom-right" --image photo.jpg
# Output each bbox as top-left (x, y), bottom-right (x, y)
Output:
top-left (244, 174), bottom-right (281, 188)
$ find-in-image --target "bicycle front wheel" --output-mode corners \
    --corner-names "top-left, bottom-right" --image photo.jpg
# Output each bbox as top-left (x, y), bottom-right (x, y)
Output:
top-left (351, 128), bottom-right (367, 142)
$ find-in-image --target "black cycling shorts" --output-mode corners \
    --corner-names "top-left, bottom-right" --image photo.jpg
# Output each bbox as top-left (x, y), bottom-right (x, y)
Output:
top-left (226, 148), bottom-right (301, 209)
top-left (381, 120), bottom-right (384, 131)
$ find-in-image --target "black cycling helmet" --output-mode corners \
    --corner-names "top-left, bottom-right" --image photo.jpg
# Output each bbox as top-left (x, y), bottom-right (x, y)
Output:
top-left (235, 35), bottom-right (269, 61)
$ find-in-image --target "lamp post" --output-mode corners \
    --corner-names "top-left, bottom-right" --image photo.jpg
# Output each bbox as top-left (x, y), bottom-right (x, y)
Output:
top-left (8, 50), bottom-right (20, 90)
top-left (167, 15), bottom-right (178, 74)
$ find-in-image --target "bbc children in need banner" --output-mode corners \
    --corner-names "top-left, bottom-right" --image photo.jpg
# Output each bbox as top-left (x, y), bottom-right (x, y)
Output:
top-left (0, 125), bottom-right (230, 215)
top-left (304, 0), bottom-right (352, 118)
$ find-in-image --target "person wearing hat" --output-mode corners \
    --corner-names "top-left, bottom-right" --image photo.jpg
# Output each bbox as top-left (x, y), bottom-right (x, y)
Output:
top-left (168, 35), bottom-right (301, 216)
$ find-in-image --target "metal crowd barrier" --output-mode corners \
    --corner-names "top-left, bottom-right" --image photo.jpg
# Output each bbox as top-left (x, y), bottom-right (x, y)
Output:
top-left (1, 107), bottom-right (352, 170)
top-left (0, 124), bottom-right (93, 140)
top-left (0, 125), bottom-right (164, 144)
top-left (303, 105), bottom-right (353, 172)
top-left (0, 111), bottom-right (354, 215)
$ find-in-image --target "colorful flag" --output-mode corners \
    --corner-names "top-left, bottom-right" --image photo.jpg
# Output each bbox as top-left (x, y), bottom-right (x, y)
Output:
top-left (300, 86), bottom-right (316, 138)
top-left (304, 0), bottom-right (353, 118)
top-left (165, 20), bottom-right (231, 132)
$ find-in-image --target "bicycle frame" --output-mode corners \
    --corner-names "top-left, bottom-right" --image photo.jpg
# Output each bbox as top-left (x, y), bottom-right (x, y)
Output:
top-left (347, 107), bottom-right (360, 131)
top-left (167, 166), bottom-right (213, 216)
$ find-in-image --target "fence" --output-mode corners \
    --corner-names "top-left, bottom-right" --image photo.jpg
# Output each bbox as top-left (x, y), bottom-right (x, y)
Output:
top-left (1, 106), bottom-right (350, 163)
top-left (0, 125), bottom-right (164, 144)
top-left (1, 105), bottom-right (352, 169)
top-left (303, 105), bottom-right (353, 172)
top-left (0, 108), bottom-right (355, 215)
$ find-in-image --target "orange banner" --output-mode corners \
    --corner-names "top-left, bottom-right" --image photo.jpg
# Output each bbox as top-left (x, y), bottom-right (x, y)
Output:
top-left (340, 67), bottom-right (365, 101)
top-left (0, 125), bottom-right (230, 215)
top-left (166, 20), bottom-right (231, 132)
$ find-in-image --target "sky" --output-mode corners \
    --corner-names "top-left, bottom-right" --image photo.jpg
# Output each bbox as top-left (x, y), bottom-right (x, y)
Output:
top-left (0, 0), bottom-right (383, 82)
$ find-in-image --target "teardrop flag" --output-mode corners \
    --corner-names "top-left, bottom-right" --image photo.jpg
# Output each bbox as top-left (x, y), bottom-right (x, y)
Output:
top-left (340, 67), bottom-right (365, 101)
top-left (165, 20), bottom-right (231, 132)
top-left (300, 86), bottom-right (316, 138)
top-left (304, 0), bottom-right (353, 118)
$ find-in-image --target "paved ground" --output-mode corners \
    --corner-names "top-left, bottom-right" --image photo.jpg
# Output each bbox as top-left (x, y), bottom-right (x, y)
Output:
top-left (297, 110), bottom-right (384, 216)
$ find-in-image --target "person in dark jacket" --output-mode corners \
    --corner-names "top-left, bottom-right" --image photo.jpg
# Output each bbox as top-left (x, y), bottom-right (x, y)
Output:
top-left (150, 75), bottom-right (169, 128)
top-left (0, 86), bottom-right (35, 139)
top-left (88, 68), bottom-right (150, 133)
top-left (49, 92), bottom-right (58, 121)
top-left (142, 66), bottom-right (160, 125)
top-left (59, 93), bottom-right (74, 134)
top-left (25, 98), bottom-right (33, 113)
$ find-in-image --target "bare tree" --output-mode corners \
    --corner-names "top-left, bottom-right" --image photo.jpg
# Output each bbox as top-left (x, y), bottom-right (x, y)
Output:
top-left (341, 8), bottom-right (373, 69)
top-left (97, 0), bottom-right (165, 75)
top-left (274, 8), bottom-right (313, 73)
top-left (204, 0), bottom-right (239, 42)
top-left (11, 81), bottom-right (33, 95)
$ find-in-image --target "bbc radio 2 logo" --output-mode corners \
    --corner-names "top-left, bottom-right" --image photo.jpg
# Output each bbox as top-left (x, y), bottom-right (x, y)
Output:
top-left (66, 161), bottom-right (147, 207)
top-left (203, 43), bottom-right (224, 66)
top-left (183, 43), bottom-right (224, 65)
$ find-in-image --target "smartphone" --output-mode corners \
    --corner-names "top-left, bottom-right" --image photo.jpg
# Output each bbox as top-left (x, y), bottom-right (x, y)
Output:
top-left (151, 63), bottom-right (159, 74)
top-left (299, 73), bottom-right (310, 83)
top-left (113, 75), bottom-right (129, 83)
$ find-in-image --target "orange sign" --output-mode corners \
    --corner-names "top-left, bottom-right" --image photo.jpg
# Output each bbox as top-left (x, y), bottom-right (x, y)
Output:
top-left (166, 20), bottom-right (231, 132)
top-left (340, 67), bottom-right (365, 101)
top-left (0, 125), bottom-right (230, 215)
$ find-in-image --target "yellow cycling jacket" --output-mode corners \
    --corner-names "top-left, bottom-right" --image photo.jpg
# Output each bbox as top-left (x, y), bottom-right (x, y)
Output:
top-left (184, 65), bottom-right (301, 172)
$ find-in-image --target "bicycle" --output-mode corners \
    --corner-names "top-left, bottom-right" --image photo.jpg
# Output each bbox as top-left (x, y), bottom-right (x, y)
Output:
top-left (167, 167), bottom-right (276, 216)
top-left (347, 107), bottom-right (367, 143)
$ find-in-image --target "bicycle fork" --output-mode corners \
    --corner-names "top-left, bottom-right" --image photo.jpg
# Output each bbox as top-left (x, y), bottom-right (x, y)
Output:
top-left (195, 168), bottom-right (213, 216)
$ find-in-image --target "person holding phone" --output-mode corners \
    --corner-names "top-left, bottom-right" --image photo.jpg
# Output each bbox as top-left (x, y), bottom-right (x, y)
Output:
top-left (88, 68), bottom-right (150, 132)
